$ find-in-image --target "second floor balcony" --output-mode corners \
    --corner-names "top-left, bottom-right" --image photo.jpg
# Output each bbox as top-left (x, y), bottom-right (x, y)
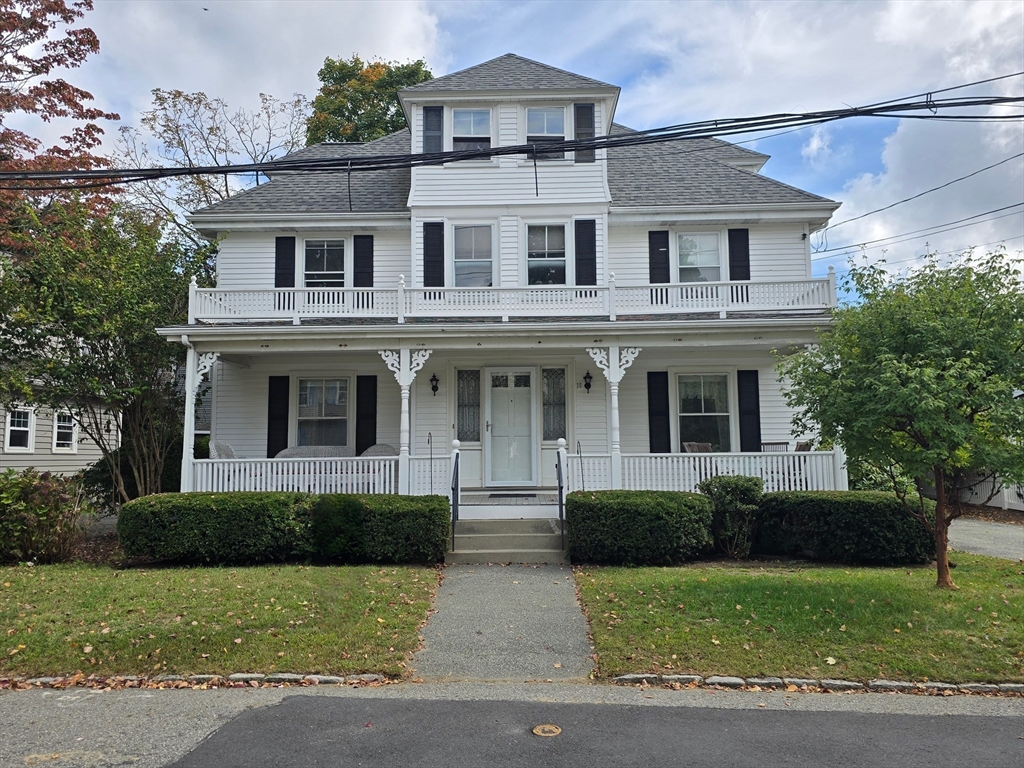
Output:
top-left (188, 272), bottom-right (837, 326)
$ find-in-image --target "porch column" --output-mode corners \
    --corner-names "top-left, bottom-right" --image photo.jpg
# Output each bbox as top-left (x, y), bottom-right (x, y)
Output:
top-left (380, 347), bottom-right (432, 494)
top-left (180, 340), bottom-right (218, 493)
top-left (833, 444), bottom-right (849, 491)
top-left (587, 345), bottom-right (641, 489)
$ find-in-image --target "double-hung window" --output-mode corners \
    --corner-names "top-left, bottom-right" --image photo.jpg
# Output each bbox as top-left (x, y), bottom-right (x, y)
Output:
top-left (452, 109), bottom-right (491, 152)
top-left (297, 378), bottom-right (348, 446)
top-left (678, 233), bottom-right (722, 283)
top-left (53, 412), bottom-right (77, 452)
top-left (527, 225), bottom-right (566, 285)
top-left (526, 107), bottom-right (564, 160)
top-left (453, 225), bottom-right (493, 287)
top-left (304, 240), bottom-right (345, 288)
top-left (678, 374), bottom-right (731, 451)
top-left (4, 408), bottom-right (33, 452)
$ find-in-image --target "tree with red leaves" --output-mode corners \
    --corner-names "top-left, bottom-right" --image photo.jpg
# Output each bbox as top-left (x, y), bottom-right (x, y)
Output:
top-left (0, 0), bottom-right (119, 255)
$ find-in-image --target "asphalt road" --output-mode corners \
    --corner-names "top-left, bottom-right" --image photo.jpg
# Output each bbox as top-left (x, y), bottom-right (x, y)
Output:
top-left (2, 683), bottom-right (1022, 768)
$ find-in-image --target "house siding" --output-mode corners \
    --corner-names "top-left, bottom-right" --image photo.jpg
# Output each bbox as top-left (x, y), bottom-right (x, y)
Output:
top-left (0, 408), bottom-right (107, 475)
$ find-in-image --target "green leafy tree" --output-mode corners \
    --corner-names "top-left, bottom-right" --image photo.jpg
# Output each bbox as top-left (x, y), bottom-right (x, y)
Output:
top-left (0, 200), bottom-right (214, 503)
top-left (305, 55), bottom-right (432, 145)
top-left (779, 251), bottom-right (1024, 588)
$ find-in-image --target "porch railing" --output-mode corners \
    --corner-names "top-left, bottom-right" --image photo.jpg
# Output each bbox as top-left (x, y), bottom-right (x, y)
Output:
top-left (190, 275), bottom-right (835, 324)
top-left (192, 456), bottom-right (397, 494)
top-left (409, 456), bottom-right (451, 496)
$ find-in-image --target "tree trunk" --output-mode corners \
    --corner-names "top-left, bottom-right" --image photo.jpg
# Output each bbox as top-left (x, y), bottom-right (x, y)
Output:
top-left (933, 470), bottom-right (956, 589)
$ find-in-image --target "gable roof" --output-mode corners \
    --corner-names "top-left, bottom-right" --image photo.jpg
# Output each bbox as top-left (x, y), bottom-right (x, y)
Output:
top-left (399, 53), bottom-right (617, 93)
top-left (606, 124), bottom-right (833, 208)
top-left (192, 130), bottom-right (411, 216)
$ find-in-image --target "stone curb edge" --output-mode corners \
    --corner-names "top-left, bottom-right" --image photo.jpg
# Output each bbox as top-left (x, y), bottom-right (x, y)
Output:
top-left (0, 673), bottom-right (387, 691)
top-left (609, 673), bottom-right (1024, 696)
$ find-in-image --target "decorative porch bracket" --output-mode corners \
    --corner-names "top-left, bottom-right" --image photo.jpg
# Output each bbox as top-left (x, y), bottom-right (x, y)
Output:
top-left (181, 343), bottom-right (219, 493)
top-left (380, 348), bottom-right (432, 493)
top-left (587, 345), bottom-right (641, 488)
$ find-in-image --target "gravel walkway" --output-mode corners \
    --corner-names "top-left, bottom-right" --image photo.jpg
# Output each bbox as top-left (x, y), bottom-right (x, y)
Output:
top-left (948, 518), bottom-right (1024, 560)
top-left (412, 564), bottom-right (594, 682)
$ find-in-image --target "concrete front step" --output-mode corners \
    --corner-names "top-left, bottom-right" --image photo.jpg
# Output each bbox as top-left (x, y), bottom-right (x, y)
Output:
top-left (445, 548), bottom-right (569, 565)
top-left (456, 503), bottom-right (560, 519)
top-left (454, 518), bottom-right (563, 535)
top-left (454, 532), bottom-right (564, 550)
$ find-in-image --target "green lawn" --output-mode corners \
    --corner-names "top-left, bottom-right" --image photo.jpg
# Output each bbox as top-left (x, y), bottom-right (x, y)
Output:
top-left (1, 564), bottom-right (438, 679)
top-left (576, 553), bottom-right (1024, 683)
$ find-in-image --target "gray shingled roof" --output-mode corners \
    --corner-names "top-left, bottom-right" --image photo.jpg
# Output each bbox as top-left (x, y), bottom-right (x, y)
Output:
top-left (400, 53), bottom-right (616, 93)
top-left (606, 124), bottom-right (832, 207)
top-left (193, 130), bottom-right (411, 215)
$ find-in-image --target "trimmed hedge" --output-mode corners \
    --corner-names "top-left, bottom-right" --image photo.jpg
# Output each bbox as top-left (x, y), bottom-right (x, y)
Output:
top-left (566, 490), bottom-right (713, 565)
top-left (754, 491), bottom-right (935, 565)
top-left (311, 494), bottom-right (450, 564)
top-left (697, 475), bottom-right (763, 559)
top-left (118, 492), bottom-right (313, 564)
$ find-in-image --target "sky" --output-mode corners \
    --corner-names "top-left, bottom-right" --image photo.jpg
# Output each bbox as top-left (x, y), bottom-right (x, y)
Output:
top-left (17, 0), bottom-right (1024, 278)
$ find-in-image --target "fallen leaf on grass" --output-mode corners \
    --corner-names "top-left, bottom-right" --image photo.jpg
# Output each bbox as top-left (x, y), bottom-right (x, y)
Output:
top-left (83, 646), bottom-right (93, 654)
top-left (825, 657), bottom-right (836, 665)
top-left (234, 638), bottom-right (242, 644)
top-left (711, 639), bottom-right (721, 646)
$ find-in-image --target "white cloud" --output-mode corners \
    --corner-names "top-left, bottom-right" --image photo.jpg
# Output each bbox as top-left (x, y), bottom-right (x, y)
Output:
top-left (801, 126), bottom-right (832, 164)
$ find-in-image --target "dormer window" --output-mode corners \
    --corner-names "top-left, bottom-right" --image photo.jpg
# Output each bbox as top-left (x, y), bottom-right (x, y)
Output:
top-left (526, 107), bottom-right (565, 160)
top-left (452, 109), bottom-right (491, 152)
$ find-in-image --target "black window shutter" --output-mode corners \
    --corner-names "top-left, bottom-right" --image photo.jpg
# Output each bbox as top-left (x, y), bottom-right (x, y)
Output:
top-left (353, 235), bottom-right (374, 288)
top-left (737, 370), bottom-right (762, 452)
top-left (423, 222), bottom-right (445, 287)
top-left (647, 372), bottom-right (671, 453)
top-left (728, 229), bottom-right (750, 281)
top-left (423, 106), bottom-right (443, 154)
top-left (574, 219), bottom-right (597, 285)
top-left (274, 237), bottom-right (295, 288)
top-left (648, 230), bottom-right (670, 283)
top-left (267, 376), bottom-right (290, 458)
top-left (355, 376), bottom-right (378, 456)
top-left (574, 103), bottom-right (595, 163)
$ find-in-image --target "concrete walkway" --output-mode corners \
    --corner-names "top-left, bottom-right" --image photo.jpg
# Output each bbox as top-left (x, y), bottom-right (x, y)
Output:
top-left (412, 564), bottom-right (594, 682)
top-left (948, 518), bottom-right (1024, 560)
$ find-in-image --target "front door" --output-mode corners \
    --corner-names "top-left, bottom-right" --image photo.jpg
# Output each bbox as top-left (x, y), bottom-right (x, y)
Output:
top-left (485, 368), bottom-right (536, 486)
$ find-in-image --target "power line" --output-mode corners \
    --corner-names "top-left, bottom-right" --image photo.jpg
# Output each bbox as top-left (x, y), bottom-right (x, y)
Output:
top-left (819, 234), bottom-right (1024, 273)
top-left (811, 204), bottom-right (1024, 258)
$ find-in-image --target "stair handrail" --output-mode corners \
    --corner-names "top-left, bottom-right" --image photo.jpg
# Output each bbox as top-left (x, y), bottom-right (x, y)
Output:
top-left (556, 437), bottom-right (567, 551)
top-left (450, 439), bottom-right (461, 552)
top-left (576, 439), bottom-right (585, 493)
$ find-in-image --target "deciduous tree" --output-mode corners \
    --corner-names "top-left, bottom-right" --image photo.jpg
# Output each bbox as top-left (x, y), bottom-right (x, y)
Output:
top-left (305, 55), bottom-right (432, 145)
top-left (779, 251), bottom-right (1024, 588)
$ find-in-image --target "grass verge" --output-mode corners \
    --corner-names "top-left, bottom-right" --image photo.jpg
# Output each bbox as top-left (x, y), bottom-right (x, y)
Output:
top-left (576, 553), bottom-right (1024, 683)
top-left (1, 563), bottom-right (438, 678)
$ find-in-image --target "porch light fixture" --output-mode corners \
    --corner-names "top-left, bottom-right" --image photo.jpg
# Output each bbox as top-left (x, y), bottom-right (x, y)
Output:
top-left (583, 370), bottom-right (593, 393)
top-left (430, 373), bottom-right (439, 395)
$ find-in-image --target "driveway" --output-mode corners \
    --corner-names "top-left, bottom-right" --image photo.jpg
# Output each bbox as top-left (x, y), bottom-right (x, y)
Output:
top-left (948, 518), bottom-right (1024, 560)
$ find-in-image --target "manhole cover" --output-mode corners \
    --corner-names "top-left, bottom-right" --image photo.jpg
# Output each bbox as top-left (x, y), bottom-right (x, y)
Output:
top-left (532, 724), bottom-right (562, 737)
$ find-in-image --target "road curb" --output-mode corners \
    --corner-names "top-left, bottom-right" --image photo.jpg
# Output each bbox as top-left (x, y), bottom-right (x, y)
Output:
top-left (610, 673), bottom-right (1024, 696)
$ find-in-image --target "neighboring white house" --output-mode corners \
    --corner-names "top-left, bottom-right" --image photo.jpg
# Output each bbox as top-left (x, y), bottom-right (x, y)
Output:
top-left (0, 405), bottom-right (104, 475)
top-left (162, 54), bottom-right (848, 511)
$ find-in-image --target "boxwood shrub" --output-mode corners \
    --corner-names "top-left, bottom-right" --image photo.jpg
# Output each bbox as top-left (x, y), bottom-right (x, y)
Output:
top-left (566, 490), bottom-right (713, 565)
top-left (310, 494), bottom-right (450, 564)
top-left (754, 491), bottom-right (935, 565)
top-left (118, 492), bottom-right (314, 564)
top-left (696, 475), bottom-right (763, 559)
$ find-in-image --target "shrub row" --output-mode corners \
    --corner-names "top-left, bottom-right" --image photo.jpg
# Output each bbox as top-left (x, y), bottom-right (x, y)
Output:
top-left (117, 491), bottom-right (450, 565)
top-left (0, 468), bottom-right (92, 564)
top-left (564, 485), bottom-right (935, 566)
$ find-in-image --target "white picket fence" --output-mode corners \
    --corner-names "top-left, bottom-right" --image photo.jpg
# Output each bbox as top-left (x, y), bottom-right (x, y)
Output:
top-left (192, 457), bottom-right (397, 494)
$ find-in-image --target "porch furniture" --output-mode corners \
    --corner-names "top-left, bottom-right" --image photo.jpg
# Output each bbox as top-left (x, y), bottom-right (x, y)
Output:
top-left (795, 441), bottom-right (813, 452)
top-left (760, 441), bottom-right (790, 452)
top-left (210, 440), bottom-right (237, 459)
top-left (681, 442), bottom-right (713, 453)
top-left (274, 445), bottom-right (355, 459)
top-left (360, 443), bottom-right (398, 457)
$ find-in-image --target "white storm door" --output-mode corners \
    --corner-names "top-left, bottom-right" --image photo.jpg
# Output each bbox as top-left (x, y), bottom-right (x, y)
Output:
top-left (485, 368), bottom-right (536, 485)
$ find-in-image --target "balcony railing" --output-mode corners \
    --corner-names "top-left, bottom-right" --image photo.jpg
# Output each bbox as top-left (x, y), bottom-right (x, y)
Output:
top-left (189, 273), bottom-right (836, 325)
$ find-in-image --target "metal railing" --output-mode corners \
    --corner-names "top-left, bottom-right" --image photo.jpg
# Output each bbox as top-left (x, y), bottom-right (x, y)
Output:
top-left (555, 438), bottom-right (567, 550)
top-left (450, 440), bottom-right (461, 552)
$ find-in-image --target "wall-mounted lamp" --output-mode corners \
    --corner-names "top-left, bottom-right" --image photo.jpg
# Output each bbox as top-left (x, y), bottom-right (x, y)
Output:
top-left (429, 373), bottom-right (439, 395)
top-left (583, 370), bottom-right (593, 394)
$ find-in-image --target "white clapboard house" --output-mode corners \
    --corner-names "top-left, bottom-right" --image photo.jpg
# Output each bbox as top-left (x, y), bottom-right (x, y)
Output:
top-left (164, 54), bottom-right (847, 527)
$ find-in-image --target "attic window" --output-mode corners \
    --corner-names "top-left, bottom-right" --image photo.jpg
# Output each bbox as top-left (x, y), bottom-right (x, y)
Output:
top-left (527, 107), bottom-right (564, 160)
top-left (452, 109), bottom-right (491, 152)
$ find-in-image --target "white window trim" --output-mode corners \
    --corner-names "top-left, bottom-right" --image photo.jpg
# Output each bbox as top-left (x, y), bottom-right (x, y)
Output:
top-left (518, 103), bottom-right (574, 165)
top-left (540, 365), bottom-right (570, 445)
top-left (668, 368), bottom-right (739, 453)
top-left (446, 105), bottom-right (497, 164)
top-left (51, 411), bottom-right (79, 454)
top-left (448, 221), bottom-right (498, 288)
top-left (289, 373), bottom-right (355, 449)
top-left (301, 235), bottom-right (350, 289)
top-left (671, 229), bottom-right (727, 284)
top-left (4, 406), bottom-right (36, 454)
top-left (521, 219), bottom-right (574, 287)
